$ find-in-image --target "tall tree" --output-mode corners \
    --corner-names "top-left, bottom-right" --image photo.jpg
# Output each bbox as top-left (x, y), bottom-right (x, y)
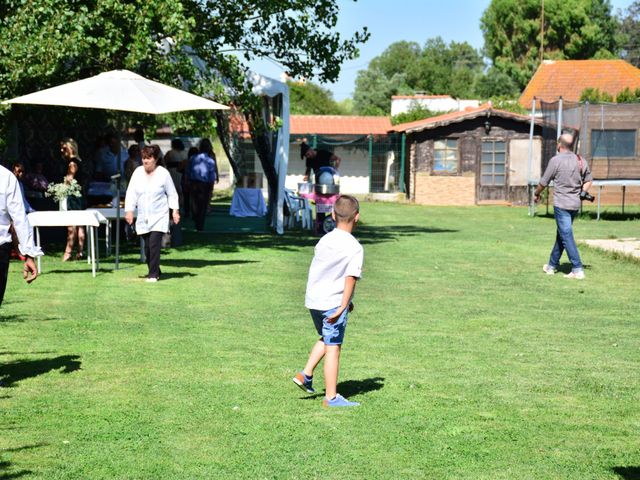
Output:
top-left (353, 38), bottom-right (483, 115)
top-left (288, 81), bottom-right (346, 115)
top-left (0, 0), bottom-right (369, 138)
top-left (481, 0), bottom-right (619, 89)
top-left (618, 1), bottom-right (640, 67)
top-left (353, 69), bottom-right (410, 116)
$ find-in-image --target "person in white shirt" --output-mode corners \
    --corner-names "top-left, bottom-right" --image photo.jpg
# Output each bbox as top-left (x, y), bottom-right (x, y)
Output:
top-left (0, 164), bottom-right (41, 307)
top-left (124, 145), bottom-right (180, 283)
top-left (292, 195), bottom-right (364, 407)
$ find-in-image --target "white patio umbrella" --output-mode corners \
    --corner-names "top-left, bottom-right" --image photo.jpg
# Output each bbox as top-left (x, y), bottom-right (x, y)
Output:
top-left (3, 69), bottom-right (229, 113)
top-left (3, 69), bottom-right (229, 268)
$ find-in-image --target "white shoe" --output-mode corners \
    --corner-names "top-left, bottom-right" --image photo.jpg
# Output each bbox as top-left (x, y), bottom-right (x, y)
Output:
top-left (146, 277), bottom-right (159, 283)
top-left (542, 264), bottom-right (556, 275)
top-left (564, 271), bottom-right (585, 280)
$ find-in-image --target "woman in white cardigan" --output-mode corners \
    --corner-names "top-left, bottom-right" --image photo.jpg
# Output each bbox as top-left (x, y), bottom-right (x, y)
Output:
top-left (125, 145), bottom-right (180, 282)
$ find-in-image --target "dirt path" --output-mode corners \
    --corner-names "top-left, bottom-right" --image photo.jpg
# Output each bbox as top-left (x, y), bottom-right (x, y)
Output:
top-left (583, 238), bottom-right (640, 259)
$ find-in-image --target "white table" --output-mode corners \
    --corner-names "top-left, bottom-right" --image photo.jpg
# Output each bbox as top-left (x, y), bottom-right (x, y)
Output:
top-left (230, 188), bottom-right (267, 217)
top-left (591, 179), bottom-right (640, 220)
top-left (92, 207), bottom-right (145, 262)
top-left (27, 210), bottom-right (108, 277)
top-left (92, 207), bottom-right (123, 255)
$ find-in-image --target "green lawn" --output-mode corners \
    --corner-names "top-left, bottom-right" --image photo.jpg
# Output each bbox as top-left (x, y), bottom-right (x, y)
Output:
top-left (1, 202), bottom-right (639, 479)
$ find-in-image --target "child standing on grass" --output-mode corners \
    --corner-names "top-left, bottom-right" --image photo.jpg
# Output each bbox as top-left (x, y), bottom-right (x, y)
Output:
top-left (293, 195), bottom-right (363, 407)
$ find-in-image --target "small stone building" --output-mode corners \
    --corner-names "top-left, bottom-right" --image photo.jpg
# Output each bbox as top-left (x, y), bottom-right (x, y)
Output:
top-left (391, 104), bottom-right (543, 206)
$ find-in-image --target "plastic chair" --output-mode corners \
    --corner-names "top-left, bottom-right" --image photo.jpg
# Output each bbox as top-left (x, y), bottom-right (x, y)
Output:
top-left (284, 189), bottom-right (312, 230)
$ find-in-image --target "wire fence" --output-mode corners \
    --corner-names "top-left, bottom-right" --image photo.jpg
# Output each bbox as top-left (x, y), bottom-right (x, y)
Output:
top-left (232, 133), bottom-right (406, 194)
top-left (539, 100), bottom-right (640, 179)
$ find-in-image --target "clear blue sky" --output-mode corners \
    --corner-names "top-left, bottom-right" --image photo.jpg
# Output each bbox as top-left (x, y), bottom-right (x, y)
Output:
top-left (250, 0), bottom-right (634, 101)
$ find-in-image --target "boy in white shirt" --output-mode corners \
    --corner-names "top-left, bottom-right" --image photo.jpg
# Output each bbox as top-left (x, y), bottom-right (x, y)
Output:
top-left (293, 195), bottom-right (363, 407)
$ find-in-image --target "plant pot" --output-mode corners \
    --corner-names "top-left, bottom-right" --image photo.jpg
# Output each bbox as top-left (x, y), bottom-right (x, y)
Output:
top-left (59, 197), bottom-right (68, 211)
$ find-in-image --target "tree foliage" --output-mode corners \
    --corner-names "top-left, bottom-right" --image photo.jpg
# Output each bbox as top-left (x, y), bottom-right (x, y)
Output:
top-left (474, 67), bottom-right (521, 98)
top-left (0, 0), bottom-right (369, 144)
top-left (618, 1), bottom-right (640, 67)
top-left (391, 105), bottom-right (440, 126)
top-left (481, 0), bottom-right (619, 89)
top-left (353, 38), bottom-right (483, 115)
top-left (288, 81), bottom-right (346, 115)
top-left (579, 86), bottom-right (640, 103)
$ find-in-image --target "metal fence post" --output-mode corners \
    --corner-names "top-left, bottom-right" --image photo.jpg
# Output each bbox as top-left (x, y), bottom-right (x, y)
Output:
top-left (368, 134), bottom-right (373, 193)
top-left (528, 97), bottom-right (536, 216)
top-left (400, 133), bottom-right (406, 193)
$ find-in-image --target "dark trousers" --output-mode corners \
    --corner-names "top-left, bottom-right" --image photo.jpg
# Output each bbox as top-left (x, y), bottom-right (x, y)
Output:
top-left (190, 181), bottom-right (212, 231)
top-left (141, 231), bottom-right (163, 279)
top-left (0, 243), bottom-right (11, 307)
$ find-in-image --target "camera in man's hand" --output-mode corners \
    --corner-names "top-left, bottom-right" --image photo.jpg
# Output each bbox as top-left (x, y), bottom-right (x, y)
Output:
top-left (580, 190), bottom-right (595, 202)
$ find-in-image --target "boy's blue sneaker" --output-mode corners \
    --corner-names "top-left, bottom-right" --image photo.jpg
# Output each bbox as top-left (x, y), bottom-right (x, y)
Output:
top-left (322, 394), bottom-right (360, 407)
top-left (292, 372), bottom-right (315, 394)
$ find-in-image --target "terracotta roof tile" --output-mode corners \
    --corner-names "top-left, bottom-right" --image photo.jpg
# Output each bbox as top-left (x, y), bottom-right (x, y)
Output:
top-left (290, 115), bottom-right (392, 135)
top-left (519, 60), bottom-right (640, 108)
top-left (230, 114), bottom-right (392, 137)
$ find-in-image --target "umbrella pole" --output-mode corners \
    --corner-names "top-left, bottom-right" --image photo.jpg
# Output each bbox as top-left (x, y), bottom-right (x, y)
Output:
top-left (114, 130), bottom-right (123, 270)
top-left (115, 174), bottom-right (121, 269)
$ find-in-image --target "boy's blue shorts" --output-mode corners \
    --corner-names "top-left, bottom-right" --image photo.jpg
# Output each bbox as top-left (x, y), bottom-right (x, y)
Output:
top-left (310, 307), bottom-right (349, 345)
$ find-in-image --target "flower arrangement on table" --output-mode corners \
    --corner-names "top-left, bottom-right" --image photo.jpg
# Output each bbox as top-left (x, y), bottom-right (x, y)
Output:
top-left (45, 179), bottom-right (82, 209)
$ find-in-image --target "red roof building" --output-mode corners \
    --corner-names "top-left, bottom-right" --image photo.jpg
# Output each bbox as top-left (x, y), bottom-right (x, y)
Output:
top-left (231, 114), bottom-right (391, 138)
top-left (519, 59), bottom-right (640, 109)
top-left (292, 115), bottom-right (392, 135)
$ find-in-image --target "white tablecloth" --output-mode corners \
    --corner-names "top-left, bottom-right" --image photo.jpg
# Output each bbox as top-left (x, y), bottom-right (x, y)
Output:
top-left (230, 188), bottom-right (267, 217)
top-left (28, 210), bottom-right (106, 227)
top-left (27, 210), bottom-right (108, 277)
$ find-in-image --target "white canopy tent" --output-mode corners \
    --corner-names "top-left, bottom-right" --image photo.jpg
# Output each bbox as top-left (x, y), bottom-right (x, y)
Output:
top-left (3, 69), bottom-right (229, 267)
top-left (248, 72), bottom-right (290, 235)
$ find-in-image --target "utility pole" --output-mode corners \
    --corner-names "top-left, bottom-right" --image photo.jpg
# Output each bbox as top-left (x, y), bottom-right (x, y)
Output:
top-left (540, 0), bottom-right (545, 63)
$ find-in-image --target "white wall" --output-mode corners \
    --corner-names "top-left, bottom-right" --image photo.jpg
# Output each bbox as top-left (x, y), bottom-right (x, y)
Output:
top-left (285, 143), bottom-right (371, 194)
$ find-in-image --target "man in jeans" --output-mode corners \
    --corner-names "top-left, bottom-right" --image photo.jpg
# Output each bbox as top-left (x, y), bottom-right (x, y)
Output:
top-left (534, 133), bottom-right (593, 279)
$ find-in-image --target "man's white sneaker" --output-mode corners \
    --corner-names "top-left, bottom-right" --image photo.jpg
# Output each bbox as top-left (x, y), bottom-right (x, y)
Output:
top-left (542, 264), bottom-right (556, 275)
top-left (564, 271), bottom-right (585, 280)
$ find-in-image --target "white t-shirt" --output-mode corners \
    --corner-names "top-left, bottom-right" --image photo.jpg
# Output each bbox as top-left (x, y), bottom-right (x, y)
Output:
top-left (305, 228), bottom-right (363, 310)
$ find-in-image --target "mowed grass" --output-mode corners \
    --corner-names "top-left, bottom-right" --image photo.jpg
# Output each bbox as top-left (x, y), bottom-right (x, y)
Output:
top-left (1, 202), bottom-right (639, 479)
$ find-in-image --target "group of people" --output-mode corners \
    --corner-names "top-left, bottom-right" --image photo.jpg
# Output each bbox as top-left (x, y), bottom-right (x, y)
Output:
top-left (8, 133), bottom-right (218, 283)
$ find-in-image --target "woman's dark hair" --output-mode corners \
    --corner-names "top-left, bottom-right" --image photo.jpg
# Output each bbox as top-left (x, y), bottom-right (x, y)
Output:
top-left (199, 138), bottom-right (214, 156)
top-left (187, 147), bottom-right (198, 159)
top-left (141, 144), bottom-right (162, 163)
